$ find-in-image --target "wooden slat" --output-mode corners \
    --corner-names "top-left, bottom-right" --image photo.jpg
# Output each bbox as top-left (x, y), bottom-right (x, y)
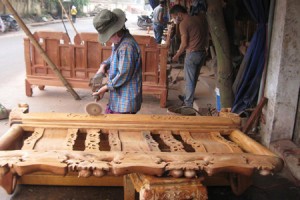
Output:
top-left (180, 131), bottom-right (207, 152)
top-left (85, 129), bottom-right (100, 152)
top-left (209, 131), bottom-right (243, 153)
top-left (64, 128), bottom-right (78, 150)
top-left (188, 132), bottom-right (242, 153)
top-left (142, 131), bottom-right (160, 152)
top-left (32, 128), bottom-right (69, 151)
top-left (109, 130), bottom-right (122, 151)
top-left (159, 130), bottom-right (185, 152)
top-left (118, 131), bottom-right (154, 152)
top-left (18, 172), bottom-right (123, 186)
top-left (22, 128), bottom-right (44, 150)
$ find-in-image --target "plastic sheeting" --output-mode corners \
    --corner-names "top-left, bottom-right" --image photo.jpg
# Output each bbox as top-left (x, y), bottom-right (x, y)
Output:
top-left (149, 0), bottom-right (159, 10)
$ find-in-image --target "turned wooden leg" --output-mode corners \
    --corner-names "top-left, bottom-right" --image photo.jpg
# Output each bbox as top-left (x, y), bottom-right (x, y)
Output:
top-left (25, 79), bottom-right (33, 97)
top-left (0, 170), bottom-right (17, 194)
top-left (229, 173), bottom-right (253, 196)
top-left (38, 85), bottom-right (45, 90)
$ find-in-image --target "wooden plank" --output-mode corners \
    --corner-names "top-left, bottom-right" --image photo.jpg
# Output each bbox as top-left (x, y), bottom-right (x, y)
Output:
top-left (22, 128), bottom-right (44, 150)
top-left (18, 113), bottom-right (240, 128)
top-left (142, 131), bottom-right (160, 152)
top-left (18, 172), bottom-right (123, 186)
top-left (64, 128), bottom-right (78, 150)
top-left (109, 130), bottom-right (122, 151)
top-left (243, 97), bottom-right (268, 133)
top-left (180, 131), bottom-right (207, 152)
top-left (159, 130), bottom-right (185, 152)
top-left (85, 129), bottom-right (100, 152)
top-left (187, 131), bottom-right (243, 153)
top-left (118, 131), bottom-right (156, 152)
top-left (32, 128), bottom-right (70, 151)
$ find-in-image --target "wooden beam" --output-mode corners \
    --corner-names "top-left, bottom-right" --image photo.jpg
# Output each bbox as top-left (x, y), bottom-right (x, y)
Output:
top-left (242, 97), bottom-right (268, 133)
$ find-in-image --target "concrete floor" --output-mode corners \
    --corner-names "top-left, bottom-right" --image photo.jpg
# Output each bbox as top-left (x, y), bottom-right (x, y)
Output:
top-left (0, 65), bottom-right (299, 199)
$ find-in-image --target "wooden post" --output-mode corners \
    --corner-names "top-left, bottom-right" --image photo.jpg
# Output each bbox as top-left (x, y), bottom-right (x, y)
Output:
top-left (242, 97), bottom-right (268, 133)
top-left (2, 0), bottom-right (81, 100)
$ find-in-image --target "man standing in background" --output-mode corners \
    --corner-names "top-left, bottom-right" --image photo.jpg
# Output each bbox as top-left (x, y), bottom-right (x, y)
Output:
top-left (153, 0), bottom-right (167, 44)
top-left (71, 5), bottom-right (77, 23)
top-left (170, 4), bottom-right (209, 107)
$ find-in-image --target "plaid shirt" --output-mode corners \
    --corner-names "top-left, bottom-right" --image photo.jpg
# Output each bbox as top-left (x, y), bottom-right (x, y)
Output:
top-left (102, 32), bottom-right (142, 113)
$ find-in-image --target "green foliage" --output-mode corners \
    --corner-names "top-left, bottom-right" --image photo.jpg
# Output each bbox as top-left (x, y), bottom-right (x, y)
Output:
top-left (49, 0), bottom-right (90, 9)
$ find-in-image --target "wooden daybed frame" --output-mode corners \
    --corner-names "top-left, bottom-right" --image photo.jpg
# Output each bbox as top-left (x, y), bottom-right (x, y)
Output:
top-left (0, 108), bottom-right (283, 199)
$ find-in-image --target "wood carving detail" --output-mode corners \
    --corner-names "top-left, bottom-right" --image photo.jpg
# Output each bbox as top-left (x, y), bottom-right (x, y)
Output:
top-left (85, 129), bottom-right (100, 152)
top-left (0, 151), bottom-right (283, 178)
top-left (143, 131), bottom-right (160, 152)
top-left (180, 131), bottom-right (207, 152)
top-left (209, 132), bottom-right (243, 153)
top-left (109, 130), bottom-right (121, 151)
top-left (65, 129), bottom-right (78, 150)
top-left (159, 131), bottom-right (185, 152)
top-left (140, 185), bottom-right (208, 200)
top-left (0, 112), bottom-right (284, 197)
top-left (22, 128), bottom-right (44, 150)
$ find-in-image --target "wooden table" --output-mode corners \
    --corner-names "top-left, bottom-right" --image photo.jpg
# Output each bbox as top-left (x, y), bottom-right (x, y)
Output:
top-left (0, 109), bottom-right (283, 199)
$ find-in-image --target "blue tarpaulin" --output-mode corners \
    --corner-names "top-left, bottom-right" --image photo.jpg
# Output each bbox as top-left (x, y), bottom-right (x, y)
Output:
top-left (232, 0), bottom-right (270, 114)
top-left (149, 0), bottom-right (159, 10)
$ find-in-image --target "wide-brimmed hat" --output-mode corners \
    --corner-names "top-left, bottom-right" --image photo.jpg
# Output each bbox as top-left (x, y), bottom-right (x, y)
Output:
top-left (93, 9), bottom-right (126, 43)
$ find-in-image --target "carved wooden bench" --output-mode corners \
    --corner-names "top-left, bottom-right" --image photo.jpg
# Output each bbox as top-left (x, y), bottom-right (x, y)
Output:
top-left (24, 31), bottom-right (169, 107)
top-left (0, 110), bottom-right (283, 199)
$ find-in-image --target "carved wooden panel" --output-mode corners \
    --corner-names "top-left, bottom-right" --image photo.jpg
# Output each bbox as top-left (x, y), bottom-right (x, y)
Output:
top-left (25, 31), bottom-right (169, 107)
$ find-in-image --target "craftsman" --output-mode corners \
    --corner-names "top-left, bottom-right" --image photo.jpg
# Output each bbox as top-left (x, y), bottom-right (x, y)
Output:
top-left (170, 4), bottom-right (208, 107)
top-left (92, 9), bottom-right (142, 114)
top-left (153, 0), bottom-right (167, 44)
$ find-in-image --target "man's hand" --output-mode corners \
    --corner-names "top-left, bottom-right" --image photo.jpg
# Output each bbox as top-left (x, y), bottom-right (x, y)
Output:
top-left (97, 63), bottom-right (107, 74)
top-left (89, 72), bottom-right (106, 92)
top-left (172, 54), bottom-right (180, 62)
top-left (92, 85), bottom-right (108, 101)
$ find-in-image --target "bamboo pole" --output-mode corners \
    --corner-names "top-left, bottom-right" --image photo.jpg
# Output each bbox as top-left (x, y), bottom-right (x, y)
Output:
top-left (57, 0), bottom-right (79, 36)
top-left (2, 0), bottom-right (81, 100)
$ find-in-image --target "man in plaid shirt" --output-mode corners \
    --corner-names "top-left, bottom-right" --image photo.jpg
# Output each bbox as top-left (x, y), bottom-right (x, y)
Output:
top-left (92, 9), bottom-right (142, 114)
